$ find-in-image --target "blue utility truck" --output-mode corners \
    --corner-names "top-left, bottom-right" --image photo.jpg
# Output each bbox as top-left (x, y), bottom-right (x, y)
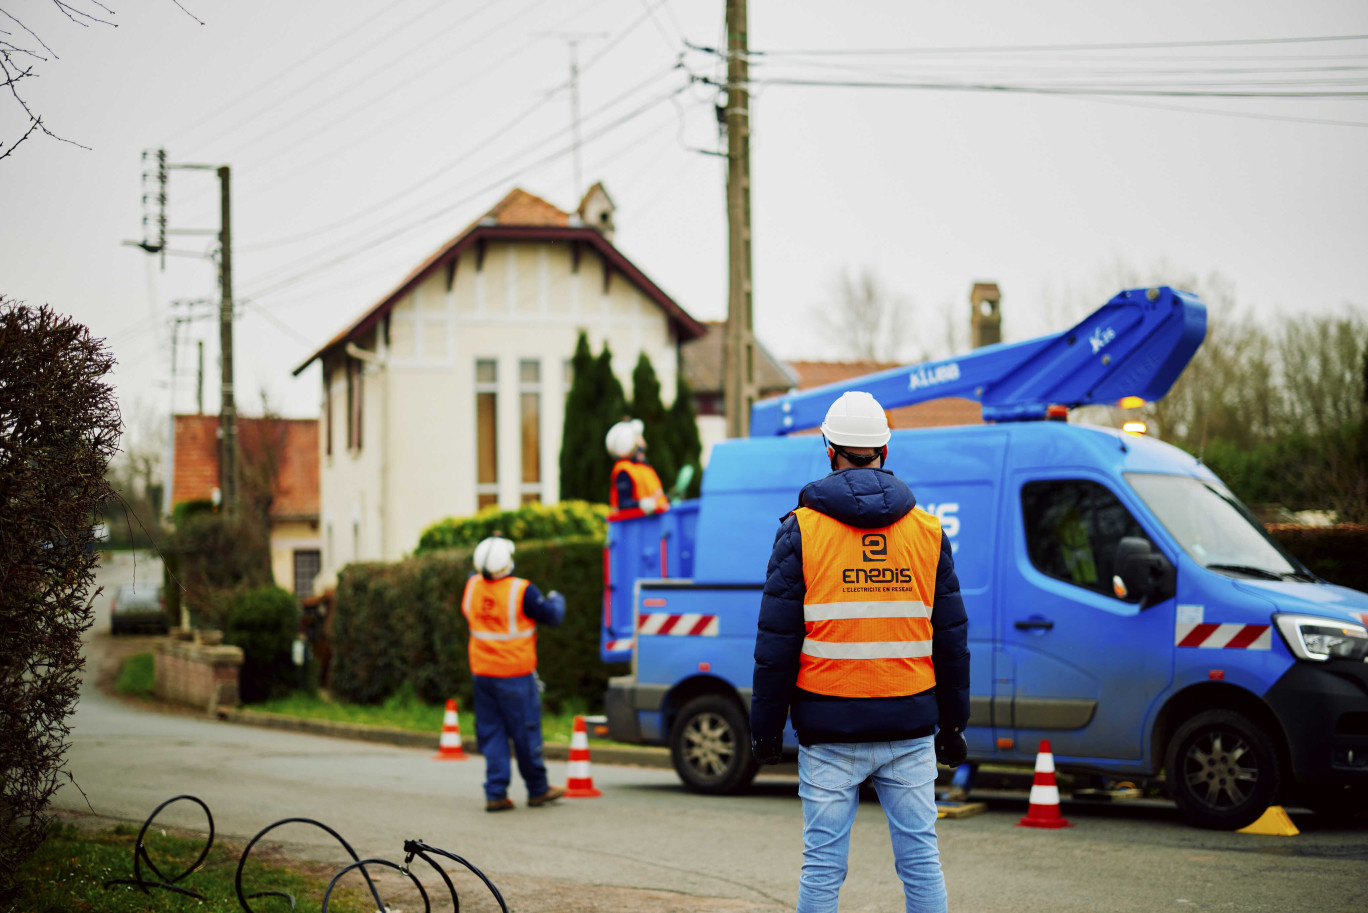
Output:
top-left (601, 287), bottom-right (1368, 829)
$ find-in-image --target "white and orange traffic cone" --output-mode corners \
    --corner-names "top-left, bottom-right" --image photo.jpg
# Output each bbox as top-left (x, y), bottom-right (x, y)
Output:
top-left (563, 715), bottom-right (602, 797)
top-left (1017, 739), bottom-right (1072, 828)
top-left (432, 698), bottom-right (468, 761)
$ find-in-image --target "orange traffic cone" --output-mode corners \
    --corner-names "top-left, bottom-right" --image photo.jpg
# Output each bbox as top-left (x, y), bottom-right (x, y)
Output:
top-left (432, 698), bottom-right (468, 761)
top-left (563, 715), bottom-right (602, 797)
top-left (1017, 740), bottom-right (1072, 828)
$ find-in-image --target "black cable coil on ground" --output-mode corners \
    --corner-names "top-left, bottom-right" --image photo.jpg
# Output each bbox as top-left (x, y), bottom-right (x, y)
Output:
top-left (102, 794), bottom-right (508, 912)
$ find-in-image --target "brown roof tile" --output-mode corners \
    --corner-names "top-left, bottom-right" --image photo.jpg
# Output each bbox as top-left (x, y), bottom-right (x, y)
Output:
top-left (681, 322), bottom-right (797, 395)
top-left (785, 361), bottom-right (983, 429)
top-left (172, 415), bottom-right (319, 519)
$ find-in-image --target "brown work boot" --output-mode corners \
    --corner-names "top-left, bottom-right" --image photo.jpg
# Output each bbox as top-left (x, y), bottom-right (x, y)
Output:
top-left (485, 797), bottom-right (515, 813)
top-left (527, 785), bottom-right (565, 807)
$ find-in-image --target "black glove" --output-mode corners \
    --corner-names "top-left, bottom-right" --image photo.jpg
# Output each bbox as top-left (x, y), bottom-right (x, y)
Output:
top-left (752, 736), bottom-right (783, 766)
top-left (935, 729), bottom-right (967, 768)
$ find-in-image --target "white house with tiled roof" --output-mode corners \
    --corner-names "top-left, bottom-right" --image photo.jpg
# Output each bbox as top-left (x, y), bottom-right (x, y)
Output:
top-left (294, 186), bottom-right (706, 580)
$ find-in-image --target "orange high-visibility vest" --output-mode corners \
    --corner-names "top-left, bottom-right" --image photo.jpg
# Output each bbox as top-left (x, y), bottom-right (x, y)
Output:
top-left (610, 459), bottom-right (668, 511)
top-left (794, 507), bottom-right (943, 699)
top-left (462, 575), bottom-right (536, 677)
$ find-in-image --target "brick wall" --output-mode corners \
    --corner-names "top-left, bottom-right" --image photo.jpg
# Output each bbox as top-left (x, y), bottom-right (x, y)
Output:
top-left (155, 639), bottom-right (244, 713)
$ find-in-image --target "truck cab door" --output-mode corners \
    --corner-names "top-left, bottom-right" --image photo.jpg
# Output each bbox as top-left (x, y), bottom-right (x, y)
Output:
top-left (1001, 476), bottom-right (1176, 765)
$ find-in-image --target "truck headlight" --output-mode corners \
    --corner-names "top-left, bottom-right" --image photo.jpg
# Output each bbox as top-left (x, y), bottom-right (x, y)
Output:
top-left (1274, 614), bottom-right (1368, 662)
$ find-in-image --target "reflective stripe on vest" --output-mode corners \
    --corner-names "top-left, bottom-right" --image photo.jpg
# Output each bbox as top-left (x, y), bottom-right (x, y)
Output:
top-left (610, 459), bottom-right (665, 510)
top-left (794, 507), bottom-right (942, 698)
top-left (462, 575), bottom-right (535, 677)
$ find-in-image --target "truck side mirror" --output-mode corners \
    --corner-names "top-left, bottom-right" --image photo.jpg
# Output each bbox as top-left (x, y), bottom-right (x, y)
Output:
top-left (1112, 537), bottom-right (1176, 608)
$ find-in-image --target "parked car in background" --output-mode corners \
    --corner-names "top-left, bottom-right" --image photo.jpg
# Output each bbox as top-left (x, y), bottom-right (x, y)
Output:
top-left (110, 583), bottom-right (167, 635)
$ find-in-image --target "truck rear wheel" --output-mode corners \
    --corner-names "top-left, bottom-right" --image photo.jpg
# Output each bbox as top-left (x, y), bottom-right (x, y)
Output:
top-left (669, 695), bottom-right (758, 794)
top-left (1166, 709), bottom-right (1282, 830)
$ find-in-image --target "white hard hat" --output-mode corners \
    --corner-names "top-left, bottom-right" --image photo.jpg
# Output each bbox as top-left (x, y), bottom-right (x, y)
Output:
top-left (605, 419), bottom-right (645, 458)
top-left (473, 536), bottom-right (515, 578)
top-left (820, 391), bottom-right (891, 447)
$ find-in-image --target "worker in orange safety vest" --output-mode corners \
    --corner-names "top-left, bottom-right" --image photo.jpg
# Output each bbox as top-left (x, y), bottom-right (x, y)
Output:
top-left (462, 535), bottom-right (567, 812)
top-left (605, 418), bottom-right (670, 515)
top-left (750, 391), bottom-right (970, 913)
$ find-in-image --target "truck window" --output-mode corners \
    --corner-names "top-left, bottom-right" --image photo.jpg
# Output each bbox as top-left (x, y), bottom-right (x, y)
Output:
top-left (1125, 473), bottom-right (1300, 578)
top-left (1021, 479), bottom-right (1151, 600)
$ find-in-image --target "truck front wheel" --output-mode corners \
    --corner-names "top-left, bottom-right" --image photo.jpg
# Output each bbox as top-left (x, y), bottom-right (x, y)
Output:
top-left (669, 695), bottom-right (759, 794)
top-left (1166, 709), bottom-right (1283, 830)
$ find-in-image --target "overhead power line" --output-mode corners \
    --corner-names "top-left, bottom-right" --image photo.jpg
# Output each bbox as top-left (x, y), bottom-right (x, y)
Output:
top-left (240, 82), bottom-right (692, 303)
top-left (732, 33), bottom-right (1368, 57)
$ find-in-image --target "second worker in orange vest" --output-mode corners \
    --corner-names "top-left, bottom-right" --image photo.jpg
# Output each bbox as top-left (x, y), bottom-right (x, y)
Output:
top-left (751, 391), bottom-right (970, 913)
top-left (605, 418), bottom-right (670, 515)
top-left (463, 535), bottom-right (567, 812)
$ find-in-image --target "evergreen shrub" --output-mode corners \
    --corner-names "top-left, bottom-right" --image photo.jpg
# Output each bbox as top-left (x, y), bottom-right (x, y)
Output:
top-left (331, 537), bottom-right (626, 712)
top-left (1267, 524), bottom-right (1368, 593)
top-left (223, 586), bottom-right (300, 703)
top-left (415, 500), bottom-right (609, 554)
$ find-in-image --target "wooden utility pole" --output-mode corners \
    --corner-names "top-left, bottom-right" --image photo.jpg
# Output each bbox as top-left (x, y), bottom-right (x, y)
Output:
top-left (217, 165), bottom-right (238, 518)
top-left (723, 0), bottom-right (757, 439)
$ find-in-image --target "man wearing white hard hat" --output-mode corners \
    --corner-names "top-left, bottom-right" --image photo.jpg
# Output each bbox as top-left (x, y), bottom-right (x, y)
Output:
top-left (605, 418), bottom-right (670, 516)
top-left (462, 535), bottom-right (567, 812)
top-left (750, 391), bottom-right (970, 913)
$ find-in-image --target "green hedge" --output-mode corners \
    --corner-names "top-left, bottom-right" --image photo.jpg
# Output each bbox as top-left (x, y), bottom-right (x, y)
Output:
top-left (331, 536), bottom-right (625, 712)
top-left (415, 501), bottom-right (609, 555)
top-left (223, 586), bottom-right (300, 703)
top-left (1268, 524), bottom-right (1368, 593)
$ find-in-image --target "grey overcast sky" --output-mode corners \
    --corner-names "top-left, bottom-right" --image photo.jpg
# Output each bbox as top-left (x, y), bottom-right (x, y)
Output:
top-left (2, 0), bottom-right (1366, 433)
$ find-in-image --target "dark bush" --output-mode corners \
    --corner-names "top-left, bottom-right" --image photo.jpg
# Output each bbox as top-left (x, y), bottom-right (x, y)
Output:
top-left (415, 500), bottom-right (608, 555)
top-left (331, 537), bottom-right (626, 712)
top-left (222, 586), bottom-right (300, 703)
top-left (0, 301), bottom-right (119, 903)
top-left (165, 511), bottom-right (272, 631)
top-left (1267, 524), bottom-right (1368, 593)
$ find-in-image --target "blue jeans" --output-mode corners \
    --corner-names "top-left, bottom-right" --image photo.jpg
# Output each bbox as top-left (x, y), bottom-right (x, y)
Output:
top-left (797, 736), bottom-right (947, 913)
top-left (472, 674), bottom-right (549, 802)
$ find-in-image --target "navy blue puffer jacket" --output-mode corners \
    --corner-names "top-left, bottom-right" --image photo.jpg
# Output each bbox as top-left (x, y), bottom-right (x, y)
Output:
top-left (750, 466), bottom-right (970, 747)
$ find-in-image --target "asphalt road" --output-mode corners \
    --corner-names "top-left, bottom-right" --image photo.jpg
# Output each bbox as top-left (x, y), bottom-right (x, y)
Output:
top-left (52, 552), bottom-right (1368, 912)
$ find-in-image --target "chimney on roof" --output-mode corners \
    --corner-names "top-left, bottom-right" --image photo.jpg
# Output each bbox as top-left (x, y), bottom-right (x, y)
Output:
top-left (577, 182), bottom-right (615, 243)
top-left (971, 282), bottom-right (1002, 349)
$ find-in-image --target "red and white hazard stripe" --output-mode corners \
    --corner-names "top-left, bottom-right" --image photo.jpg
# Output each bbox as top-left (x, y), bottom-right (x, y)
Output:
top-left (1175, 623), bottom-right (1271, 649)
top-left (638, 613), bottom-right (718, 636)
top-left (604, 638), bottom-right (633, 653)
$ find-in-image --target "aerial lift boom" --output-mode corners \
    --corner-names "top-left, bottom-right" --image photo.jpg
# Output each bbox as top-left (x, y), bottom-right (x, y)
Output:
top-left (750, 285), bottom-right (1207, 435)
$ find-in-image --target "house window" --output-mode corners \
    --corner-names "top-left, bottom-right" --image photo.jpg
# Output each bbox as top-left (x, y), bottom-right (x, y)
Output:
top-left (293, 549), bottom-right (321, 598)
top-left (324, 368), bottom-right (333, 456)
top-left (476, 359), bottom-right (498, 509)
top-left (346, 358), bottom-right (364, 451)
top-left (520, 359), bottom-right (541, 504)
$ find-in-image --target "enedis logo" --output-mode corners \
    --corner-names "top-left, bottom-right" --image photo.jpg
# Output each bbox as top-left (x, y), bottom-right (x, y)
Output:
top-left (842, 532), bottom-right (915, 585)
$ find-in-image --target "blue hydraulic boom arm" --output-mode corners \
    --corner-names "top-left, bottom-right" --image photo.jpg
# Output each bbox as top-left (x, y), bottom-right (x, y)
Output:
top-left (750, 285), bottom-right (1207, 436)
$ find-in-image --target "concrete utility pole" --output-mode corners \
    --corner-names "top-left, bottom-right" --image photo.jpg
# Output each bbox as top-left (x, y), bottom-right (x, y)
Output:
top-left (723, 0), bottom-right (757, 439)
top-left (217, 165), bottom-right (237, 519)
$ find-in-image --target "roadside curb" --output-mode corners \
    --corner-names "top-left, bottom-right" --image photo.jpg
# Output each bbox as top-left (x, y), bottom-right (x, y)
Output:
top-left (219, 708), bottom-right (676, 769)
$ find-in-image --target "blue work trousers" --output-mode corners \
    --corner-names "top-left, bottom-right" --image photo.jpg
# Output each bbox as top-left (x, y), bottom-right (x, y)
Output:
top-left (472, 673), bottom-right (549, 802)
top-left (797, 736), bottom-right (947, 913)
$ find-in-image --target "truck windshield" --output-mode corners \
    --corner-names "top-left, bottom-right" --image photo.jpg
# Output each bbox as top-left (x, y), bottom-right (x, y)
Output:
top-left (1125, 473), bottom-right (1307, 580)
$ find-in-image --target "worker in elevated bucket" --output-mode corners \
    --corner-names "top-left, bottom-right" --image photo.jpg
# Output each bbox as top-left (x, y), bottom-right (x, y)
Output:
top-left (750, 390), bottom-right (970, 913)
top-left (605, 418), bottom-right (670, 515)
top-left (463, 535), bottom-right (567, 812)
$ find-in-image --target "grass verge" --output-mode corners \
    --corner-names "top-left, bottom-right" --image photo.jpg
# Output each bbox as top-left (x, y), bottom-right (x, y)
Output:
top-left (247, 684), bottom-right (634, 747)
top-left (114, 652), bottom-right (155, 697)
top-left (10, 820), bottom-right (374, 913)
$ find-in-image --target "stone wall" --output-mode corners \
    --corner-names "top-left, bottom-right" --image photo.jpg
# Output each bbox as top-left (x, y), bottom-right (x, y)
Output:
top-left (155, 637), bottom-right (243, 713)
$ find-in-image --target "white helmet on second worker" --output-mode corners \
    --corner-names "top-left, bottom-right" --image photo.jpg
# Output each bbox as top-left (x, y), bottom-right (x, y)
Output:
top-left (473, 535), bottom-right (515, 579)
top-left (605, 419), bottom-right (645, 458)
top-left (820, 391), bottom-right (891, 447)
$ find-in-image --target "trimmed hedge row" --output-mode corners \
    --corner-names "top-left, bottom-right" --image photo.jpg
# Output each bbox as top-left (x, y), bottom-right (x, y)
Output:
top-left (331, 536), bottom-right (625, 711)
top-left (1268, 524), bottom-right (1368, 594)
top-left (415, 501), bottom-right (609, 555)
